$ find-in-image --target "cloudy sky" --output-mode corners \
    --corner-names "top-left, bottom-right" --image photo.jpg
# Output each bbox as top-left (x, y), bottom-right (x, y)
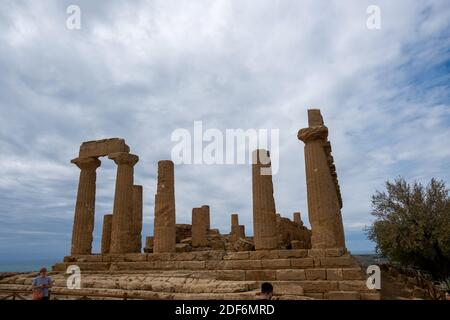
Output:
top-left (0, 0), bottom-right (449, 263)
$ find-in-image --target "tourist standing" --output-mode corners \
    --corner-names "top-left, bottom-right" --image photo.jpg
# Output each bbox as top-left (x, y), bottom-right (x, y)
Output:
top-left (32, 267), bottom-right (53, 300)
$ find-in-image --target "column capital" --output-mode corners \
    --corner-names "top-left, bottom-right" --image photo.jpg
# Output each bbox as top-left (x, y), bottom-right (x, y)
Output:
top-left (108, 152), bottom-right (139, 166)
top-left (297, 125), bottom-right (328, 143)
top-left (71, 157), bottom-right (101, 170)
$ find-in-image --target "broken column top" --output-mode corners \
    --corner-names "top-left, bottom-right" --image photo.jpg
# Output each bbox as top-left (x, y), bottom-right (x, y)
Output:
top-left (79, 138), bottom-right (130, 158)
top-left (252, 149), bottom-right (271, 166)
top-left (308, 109), bottom-right (324, 127)
top-left (157, 160), bottom-right (174, 193)
top-left (231, 213), bottom-right (239, 226)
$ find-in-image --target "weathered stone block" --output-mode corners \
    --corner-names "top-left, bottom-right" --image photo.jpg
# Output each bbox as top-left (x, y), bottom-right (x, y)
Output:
top-left (63, 256), bottom-right (76, 262)
top-left (342, 268), bottom-right (365, 280)
top-left (325, 248), bottom-right (346, 257)
top-left (319, 256), bottom-right (356, 267)
top-left (261, 259), bottom-right (291, 269)
top-left (360, 292), bottom-right (381, 300)
top-left (326, 268), bottom-right (344, 280)
top-left (326, 291), bottom-right (360, 300)
top-left (205, 260), bottom-right (223, 270)
top-left (338, 280), bottom-right (369, 291)
top-left (304, 292), bottom-right (324, 299)
top-left (276, 269), bottom-right (306, 281)
top-left (180, 261), bottom-right (206, 270)
top-left (249, 250), bottom-right (278, 260)
top-left (173, 252), bottom-right (197, 261)
top-left (305, 269), bottom-right (327, 280)
top-left (79, 138), bottom-right (129, 158)
top-left (273, 282), bottom-right (304, 295)
top-left (313, 258), bottom-right (321, 267)
top-left (176, 243), bottom-right (192, 253)
top-left (245, 270), bottom-right (276, 281)
top-left (205, 250), bottom-right (226, 260)
top-left (308, 249), bottom-right (326, 257)
top-left (111, 262), bottom-right (155, 271)
top-left (224, 260), bottom-right (262, 270)
top-left (147, 252), bottom-right (174, 261)
top-left (52, 263), bottom-right (67, 272)
top-left (124, 253), bottom-right (147, 262)
top-left (77, 262), bottom-right (110, 271)
top-left (153, 260), bottom-right (178, 269)
top-left (299, 280), bottom-right (339, 293)
top-left (290, 258), bottom-right (314, 268)
top-left (73, 255), bottom-right (103, 262)
top-left (224, 252), bottom-right (250, 260)
top-left (234, 238), bottom-right (254, 251)
top-left (277, 249), bottom-right (308, 259)
top-left (217, 270), bottom-right (246, 281)
top-left (102, 254), bottom-right (125, 262)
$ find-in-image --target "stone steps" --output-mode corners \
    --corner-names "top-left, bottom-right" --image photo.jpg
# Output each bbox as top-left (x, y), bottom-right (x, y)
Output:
top-left (54, 255), bottom-right (359, 272)
top-left (62, 248), bottom-right (348, 263)
top-left (0, 283), bottom-right (265, 300)
top-left (16, 249), bottom-right (380, 300)
top-left (0, 270), bottom-right (378, 300)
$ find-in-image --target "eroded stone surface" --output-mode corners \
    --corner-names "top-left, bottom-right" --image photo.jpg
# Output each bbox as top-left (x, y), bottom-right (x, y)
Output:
top-left (154, 160), bottom-right (176, 253)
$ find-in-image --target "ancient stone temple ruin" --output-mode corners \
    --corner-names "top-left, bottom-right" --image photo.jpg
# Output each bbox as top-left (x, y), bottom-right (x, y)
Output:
top-left (47, 110), bottom-right (379, 300)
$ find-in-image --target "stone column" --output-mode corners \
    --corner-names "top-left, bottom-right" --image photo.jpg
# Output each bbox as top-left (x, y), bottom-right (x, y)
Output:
top-left (109, 152), bottom-right (139, 254)
top-left (230, 213), bottom-right (245, 242)
top-left (252, 149), bottom-right (278, 250)
top-left (70, 157), bottom-right (101, 255)
top-left (293, 212), bottom-right (303, 226)
top-left (201, 205), bottom-right (211, 230)
top-left (192, 207), bottom-right (209, 247)
top-left (298, 109), bottom-right (346, 249)
top-left (144, 236), bottom-right (154, 253)
top-left (231, 213), bottom-right (239, 227)
top-left (101, 214), bottom-right (113, 254)
top-left (131, 185), bottom-right (143, 253)
top-left (153, 160), bottom-right (176, 253)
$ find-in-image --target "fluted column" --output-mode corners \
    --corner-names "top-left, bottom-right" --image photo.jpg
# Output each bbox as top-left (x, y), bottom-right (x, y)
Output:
top-left (131, 185), bottom-right (143, 253)
top-left (298, 109), bottom-right (346, 249)
top-left (109, 152), bottom-right (139, 254)
top-left (252, 149), bottom-right (278, 250)
top-left (70, 157), bottom-right (101, 255)
top-left (101, 214), bottom-right (113, 254)
top-left (153, 160), bottom-right (176, 253)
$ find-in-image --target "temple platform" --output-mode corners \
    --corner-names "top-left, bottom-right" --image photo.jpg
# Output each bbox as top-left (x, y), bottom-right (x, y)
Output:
top-left (4, 249), bottom-right (380, 300)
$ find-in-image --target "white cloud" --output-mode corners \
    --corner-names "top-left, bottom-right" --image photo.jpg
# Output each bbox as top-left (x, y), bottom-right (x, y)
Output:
top-left (0, 0), bottom-right (449, 257)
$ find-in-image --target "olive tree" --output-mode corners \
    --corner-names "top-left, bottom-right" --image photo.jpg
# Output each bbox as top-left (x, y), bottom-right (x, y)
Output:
top-left (367, 178), bottom-right (450, 280)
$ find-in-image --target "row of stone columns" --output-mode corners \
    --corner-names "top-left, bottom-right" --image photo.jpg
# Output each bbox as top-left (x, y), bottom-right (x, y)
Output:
top-left (70, 152), bottom-right (140, 255)
top-left (72, 108), bottom-right (346, 255)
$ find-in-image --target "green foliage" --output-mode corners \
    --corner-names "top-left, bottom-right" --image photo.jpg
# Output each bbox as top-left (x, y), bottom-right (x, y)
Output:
top-left (367, 177), bottom-right (450, 280)
top-left (442, 277), bottom-right (450, 292)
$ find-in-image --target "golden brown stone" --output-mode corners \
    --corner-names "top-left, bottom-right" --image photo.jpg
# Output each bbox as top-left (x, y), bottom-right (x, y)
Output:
top-left (252, 149), bottom-right (278, 250)
top-left (153, 160), bottom-right (176, 253)
top-left (70, 157), bottom-right (101, 255)
top-left (101, 214), bottom-right (113, 254)
top-left (298, 109), bottom-right (346, 249)
top-left (109, 152), bottom-right (139, 254)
